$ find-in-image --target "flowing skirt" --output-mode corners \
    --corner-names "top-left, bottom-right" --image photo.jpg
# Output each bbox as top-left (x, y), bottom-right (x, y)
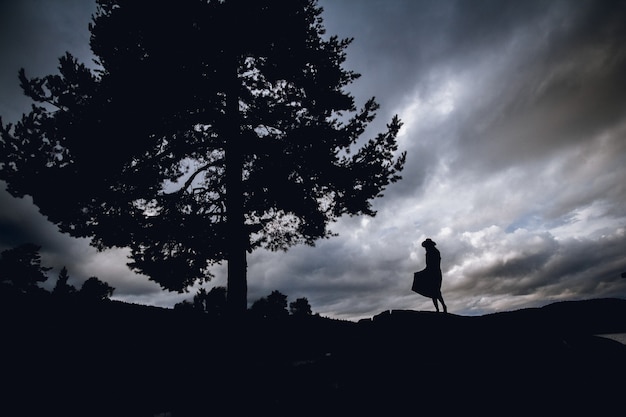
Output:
top-left (411, 268), bottom-right (442, 299)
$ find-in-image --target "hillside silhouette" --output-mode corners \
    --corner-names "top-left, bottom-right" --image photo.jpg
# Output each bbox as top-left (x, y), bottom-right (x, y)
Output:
top-left (2, 292), bottom-right (625, 416)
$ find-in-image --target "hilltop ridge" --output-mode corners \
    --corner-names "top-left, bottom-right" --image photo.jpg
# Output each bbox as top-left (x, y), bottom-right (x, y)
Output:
top-left (2, 294), bottom-right (625, 416)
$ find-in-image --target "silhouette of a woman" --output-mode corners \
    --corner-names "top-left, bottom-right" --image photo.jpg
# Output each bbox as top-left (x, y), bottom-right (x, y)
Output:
top-left (412, 238), bottom-right (447, 313)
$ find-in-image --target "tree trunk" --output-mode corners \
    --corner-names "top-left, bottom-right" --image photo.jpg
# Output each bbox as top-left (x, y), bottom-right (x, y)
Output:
top-left (224, 53), bottom-right (248, 319)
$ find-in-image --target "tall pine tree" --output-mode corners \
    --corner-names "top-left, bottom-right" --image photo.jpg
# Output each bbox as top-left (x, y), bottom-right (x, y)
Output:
top-left (0, 0), bottom-right (406, 316)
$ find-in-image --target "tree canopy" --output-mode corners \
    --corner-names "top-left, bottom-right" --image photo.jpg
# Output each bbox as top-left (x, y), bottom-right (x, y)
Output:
top-left (289, 297), bottom-right (313, 317)
top-left (52, 266), bottom-right (77, 297)
top-left (251, 290), bottom-right (289, 320)
top-left (0, 243), bottom-right (51, 293)
top-left (0, 0), bottom-right (406, 314)
top-left (79, 276), bottom-right (115, 301)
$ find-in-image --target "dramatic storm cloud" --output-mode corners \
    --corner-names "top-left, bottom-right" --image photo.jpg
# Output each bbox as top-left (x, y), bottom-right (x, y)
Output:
top-left (1, 0), bottom-right (625, 320)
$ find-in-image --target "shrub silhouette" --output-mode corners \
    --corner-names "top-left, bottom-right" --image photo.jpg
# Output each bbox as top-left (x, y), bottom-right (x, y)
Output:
top-left (79, 276), bottom-right (115, 301)
top-left (290, 297), bottom-right (313, 317)
top-left (250, 290), bottom-right (289, 320)
top-left (175, 286), bottom-right (227, 319)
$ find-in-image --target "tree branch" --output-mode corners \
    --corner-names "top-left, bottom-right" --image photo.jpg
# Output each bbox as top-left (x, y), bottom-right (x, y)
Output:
top-left (165, 163), bottom-right (211, 196)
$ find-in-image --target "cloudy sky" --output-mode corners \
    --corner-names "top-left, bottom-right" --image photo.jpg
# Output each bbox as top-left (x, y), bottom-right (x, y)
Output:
top-left (1, 0), bottom-right (625, 321)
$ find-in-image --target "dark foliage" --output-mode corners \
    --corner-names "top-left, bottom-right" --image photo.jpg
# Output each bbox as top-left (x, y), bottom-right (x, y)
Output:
top-left (174, 286), bottom-right (227, 319)
top-left (250, 290), bottom-right (289, 319)
top-left (289, 297), bottom-right (313, 317)
top-left (79, 276), bottom-right (115, 301)
top-left (0, 243), bottom-right (51, 293)
top-left (0, 0), bottom-right (406, 313)
top-left (0, 244), bottom-right (116, 303)
top-left (52, 266), bottom-right (77, 297)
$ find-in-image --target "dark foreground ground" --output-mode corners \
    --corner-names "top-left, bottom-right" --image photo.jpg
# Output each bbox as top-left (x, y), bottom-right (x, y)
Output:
top-left (2, 294), bottom-right (626, 416)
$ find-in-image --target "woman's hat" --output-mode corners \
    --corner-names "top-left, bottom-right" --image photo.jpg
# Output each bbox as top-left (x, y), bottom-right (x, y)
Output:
top-left (421, 238), bottom-right (436, 247)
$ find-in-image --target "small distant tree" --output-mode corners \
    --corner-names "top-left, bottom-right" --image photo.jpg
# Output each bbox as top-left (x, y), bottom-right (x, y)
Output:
top-left (175, 286), bottom-right (227, 318)
top-left (203, 286), bottom-right (227, 318)
top-left (194, 286), bottom-right (227, 317)
top-left (52, 266), bottom-right (77, 298)
top-left (192, 287), bottom-right (210, 311)
top-left (173, 299), bottom-right (194, 313)
top-left (0, 243), bottom-right (51, 293)
top-left (289, 297), bottom-right (312, 317)
top-left (250, 290), bottom-right (289, 320)
top-left (79, 277), bottom-right (114, 301)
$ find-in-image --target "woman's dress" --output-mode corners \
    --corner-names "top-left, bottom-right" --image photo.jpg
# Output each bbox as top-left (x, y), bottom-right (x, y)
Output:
top-left (411, 248), bottom-right (442, 298)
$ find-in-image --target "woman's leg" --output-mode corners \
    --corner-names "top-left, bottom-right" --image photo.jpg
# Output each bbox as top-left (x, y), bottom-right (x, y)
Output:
top-left (438, 294), bottom-right (447, 313)
top-left (432, 297), bottom-right (440, 312)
